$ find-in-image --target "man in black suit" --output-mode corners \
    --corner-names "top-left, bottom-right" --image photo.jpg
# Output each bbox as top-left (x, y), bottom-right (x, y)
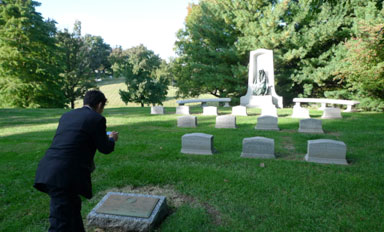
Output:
top-left (34, 90), bottom-right (119, 232)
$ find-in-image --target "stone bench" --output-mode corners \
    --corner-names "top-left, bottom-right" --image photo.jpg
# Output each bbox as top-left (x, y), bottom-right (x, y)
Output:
top-left (293, 98), bottom-right (359, 112)
top-left (176, 98), bottom-right (231, 107)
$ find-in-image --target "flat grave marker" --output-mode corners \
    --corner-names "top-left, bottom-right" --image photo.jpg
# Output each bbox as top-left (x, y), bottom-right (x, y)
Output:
top-left (87, 192), bottom-right (168, 232)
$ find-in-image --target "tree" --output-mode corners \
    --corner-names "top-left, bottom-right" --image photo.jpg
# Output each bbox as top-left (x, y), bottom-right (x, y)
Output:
top-left (111, 45), bottom-right (169, 107)
top-left (334, 1), bottom-right (384, 111)
top-left (219, 0), bottom-right (360, 103)
top-left (84, 34), bottom-right (112, 78)
top-left (0, 0), bottom-right (65, 107)
top-left (173, 0), bottom-right (247, 102)
top-left (56, 21), bottom-right (96, 109)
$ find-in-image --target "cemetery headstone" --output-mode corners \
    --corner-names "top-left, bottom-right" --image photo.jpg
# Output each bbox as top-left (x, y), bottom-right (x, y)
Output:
top-left (261, 105), bottom-right (278, 117)
top-left (241, 136), bottom-right (275, 159)
top-left (181, 133), bottom-right (216, 155)
top-left (321, 107), bottom-right (342, 119)
top-left (255, 116), bottom-right (280, 131)
top-left (291, 105), bottom-right (310, 118)
top-left (202, 106), bottom-right (218, 116)
top-left (240, 49), bottom-right (283, 108)
top-left (232, 105), bottom-right (248, 116)
top-left (299, 119), bottom-right (324, 133)
top-left (87, 192), bottom-right (168, 232)
top-left (304, 139), bottom-right (348, 165)
top-left (151, 106), bottom-right (164, 115)
top-left (215, 115), bottom-right (237, 129)
top-left (177, 116), bottom-right (197, 128)
top-left (176, 105), bottom-right (190, 115)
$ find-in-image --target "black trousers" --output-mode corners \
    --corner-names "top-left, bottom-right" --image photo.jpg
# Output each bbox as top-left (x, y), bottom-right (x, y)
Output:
top-left (47, 186), bottom-right (85, 232)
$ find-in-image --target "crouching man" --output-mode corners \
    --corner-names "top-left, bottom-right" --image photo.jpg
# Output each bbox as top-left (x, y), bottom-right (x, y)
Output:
top-left (34, 90), bottom-right (119, 232)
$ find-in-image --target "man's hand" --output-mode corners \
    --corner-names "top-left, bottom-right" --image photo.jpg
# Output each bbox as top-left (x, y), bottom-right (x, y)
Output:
top-left (109, 131), bottom-right (119, 142)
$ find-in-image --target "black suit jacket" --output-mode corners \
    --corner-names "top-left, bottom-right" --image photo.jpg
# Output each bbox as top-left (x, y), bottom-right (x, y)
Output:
top-left (34, 106), bottom-right (115, 199)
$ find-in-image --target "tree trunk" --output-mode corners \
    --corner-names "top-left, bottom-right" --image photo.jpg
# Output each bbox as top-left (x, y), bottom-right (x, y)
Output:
top-left (141, 102), bottom-right (144, 107)
top-left (71, 100), bottom-right (75, 109)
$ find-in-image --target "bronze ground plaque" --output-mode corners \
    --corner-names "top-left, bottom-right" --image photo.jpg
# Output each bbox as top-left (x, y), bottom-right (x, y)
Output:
top-left (95, 195), bottom-right (159, 218)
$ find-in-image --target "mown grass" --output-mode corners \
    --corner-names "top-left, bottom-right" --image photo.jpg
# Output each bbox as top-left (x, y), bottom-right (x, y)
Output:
top-left (1, 106), bottom-right (384, 232)
top-left (74, 77), bottom-right (216, 108)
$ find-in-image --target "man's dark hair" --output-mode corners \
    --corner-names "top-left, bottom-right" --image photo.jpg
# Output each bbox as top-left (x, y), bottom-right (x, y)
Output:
top-left (83, 90), bottom-right (107, 108)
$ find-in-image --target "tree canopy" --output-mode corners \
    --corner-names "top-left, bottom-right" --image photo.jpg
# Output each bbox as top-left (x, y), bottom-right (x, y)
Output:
top-left (173, 0), bottom-right (384, 110)
top-left (110, 45), bottom-right (170, 107)
top-left (0, 0), bottom-right (65, 107)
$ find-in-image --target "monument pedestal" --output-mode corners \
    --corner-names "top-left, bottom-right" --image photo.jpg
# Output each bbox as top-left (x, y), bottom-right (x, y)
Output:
top-left (242, 95), bottom-right (274, 108)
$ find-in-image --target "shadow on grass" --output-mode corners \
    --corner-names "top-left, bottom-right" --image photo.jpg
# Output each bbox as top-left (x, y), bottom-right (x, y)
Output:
top-left (2, 107), bottom-right (384, 231)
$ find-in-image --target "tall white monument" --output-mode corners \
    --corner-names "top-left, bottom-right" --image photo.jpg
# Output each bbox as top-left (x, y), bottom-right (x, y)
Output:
top-left (240, 49), bottom-right (283, 108)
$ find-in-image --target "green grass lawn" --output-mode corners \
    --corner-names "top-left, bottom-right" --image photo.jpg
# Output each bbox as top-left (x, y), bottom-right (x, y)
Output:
top-left (74, 77), bottom-right (216, 108)
top-left (1, 106), bottom-right (384, 231)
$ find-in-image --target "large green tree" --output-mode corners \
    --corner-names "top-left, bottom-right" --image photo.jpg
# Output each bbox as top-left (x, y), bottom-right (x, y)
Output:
top-left (111, 45), bottom-right (170, 107)
top-left (56, 21), bottom-right (96, 109)
top-left (174, 0), bottom-right (383, 107)
top-left (334, 1), bottom-right (384, 111)
top-left (173, 0), bottom-right (247, 102)
top-left (84, 34), bottom-right (112, 78)
top-left (0, 0), bottom-right (65, 107)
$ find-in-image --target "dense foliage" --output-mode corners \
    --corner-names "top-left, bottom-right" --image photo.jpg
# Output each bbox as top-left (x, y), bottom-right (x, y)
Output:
top-left (173, 0), bottom-right (384, 110)
top-left (172, 0), bottom-right (248, 103)
top-left (110, 45), bottom-right (170, 107)
top-left (0, 0), bottom-right (65, 107)
top-left (56, 21), bottom-right (103, 109)
top-left (334, 2), bottom-right (384, 111)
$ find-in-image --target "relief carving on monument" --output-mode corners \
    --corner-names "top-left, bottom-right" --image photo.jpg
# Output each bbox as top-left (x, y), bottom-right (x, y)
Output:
top-left (240, 49), bottom-right (283, 108)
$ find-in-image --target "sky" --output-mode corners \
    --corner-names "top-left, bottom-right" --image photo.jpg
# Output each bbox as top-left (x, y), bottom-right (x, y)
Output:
top-left (36, 0), bottom-right (198, 60)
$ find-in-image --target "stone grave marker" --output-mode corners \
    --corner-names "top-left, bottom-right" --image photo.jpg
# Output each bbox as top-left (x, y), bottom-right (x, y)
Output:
top-left (176, 105), bottom-right (190, 115)
top-left (255, 115), bottom-right (279, 131)
top-left (304, 139), bottom-right (347, 165)
top-left (177, 115), bottom-right (197, 128)
top-left (215, 115), bottom-right (236, 128)
top-left (87, 192), bottom-right (168, 232)
top-left (261, 105), bottom-right (278, 117)
top-left (291, 105), bottom-right (310, 118)
top-left (181, 133), bottom-right (216, 155)
top-left (299, 119), bottom-right (324, 133)
top-left (202, 106), bottom-right (218, 116)
top-left (232, 105), bottom-right (248, 116)
top-left (241, 136), bottom-right (275, 159)
top-left (151, 106), bottom-right (164, 115)
top-left (321, 107), bottom-right (342, 119)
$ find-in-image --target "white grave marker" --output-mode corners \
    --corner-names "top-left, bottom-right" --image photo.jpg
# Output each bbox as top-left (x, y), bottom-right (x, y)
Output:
top-left (202, 106), bottom-right (218, 116)
top-left (305, 139), bottom-right (347, 165)
top-left (151, 106), bottom-right (164, 115)
top-left (177, 116), bottom-right (197, 128)
top-left (321, 107), bottom-right (342, 119)
top-left (232, 105), bottom-right (248, 116)
top-left (255, 116), bottom-right (280, 131)
top-left (176, 106), bottom-right (190, 115)
top-left (241, 137), bottom-right (275, 159)
top-left (215, 115), bottom-right (236, 129)
top-left (181, 133), bottom-right (216, 155)
top-left (291, 105), bottom-right (310, 118)
top-left (299, 119), bottom-right (324, 134)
